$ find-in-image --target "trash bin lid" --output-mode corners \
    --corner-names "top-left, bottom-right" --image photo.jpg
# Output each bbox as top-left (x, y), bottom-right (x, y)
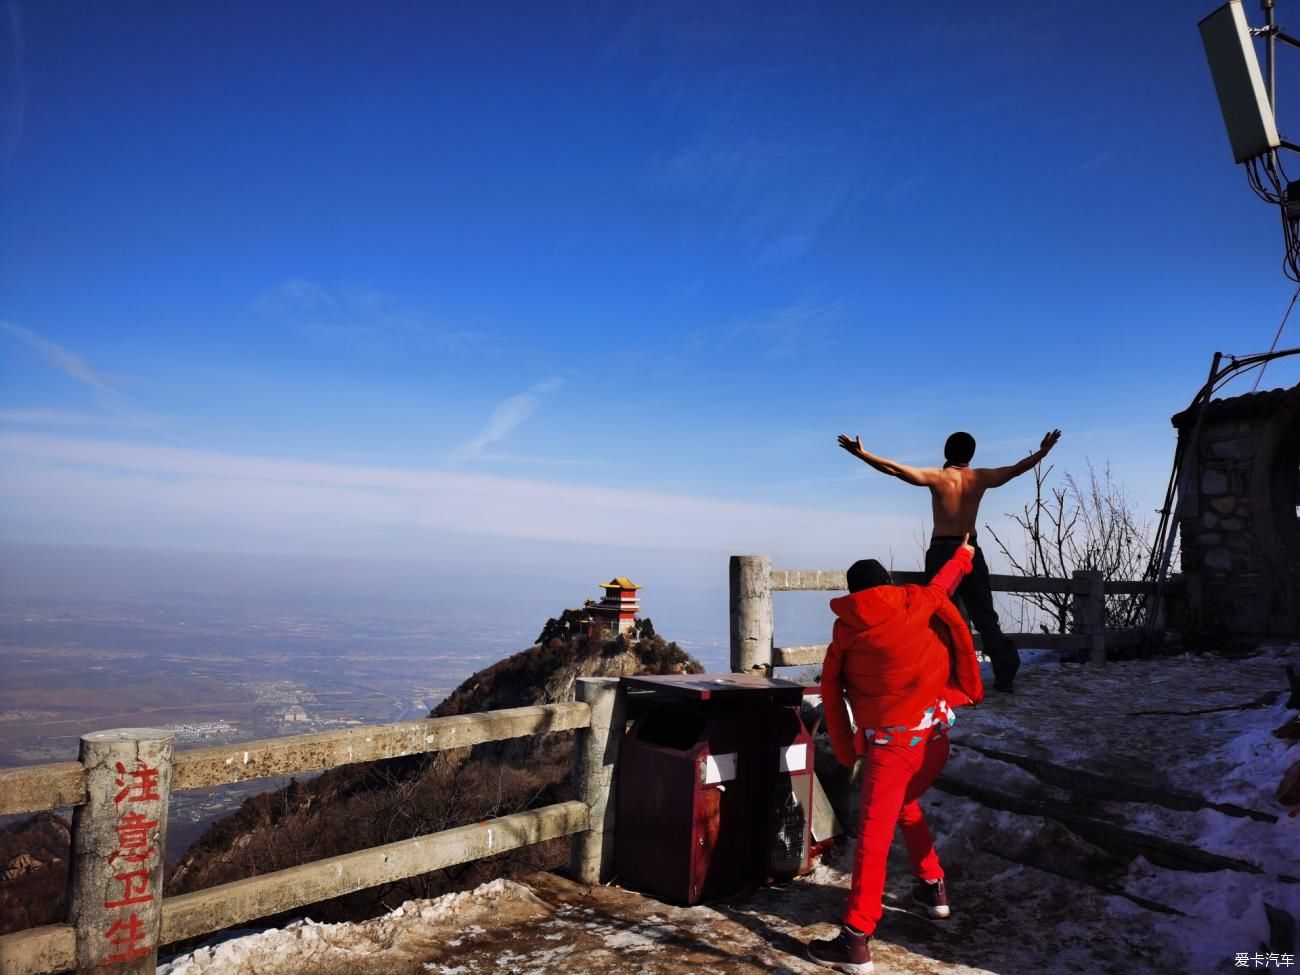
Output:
top-left (623, 673), bottom-right (805, 704)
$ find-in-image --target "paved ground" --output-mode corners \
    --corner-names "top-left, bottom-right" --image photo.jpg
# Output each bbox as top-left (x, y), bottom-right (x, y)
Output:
top-left (162, 646), bottom-right (1300, 975)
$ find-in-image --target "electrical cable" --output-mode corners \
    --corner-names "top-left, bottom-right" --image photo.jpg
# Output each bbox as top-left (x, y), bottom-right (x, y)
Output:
top-left (1248, 152), bottom-right (1286, 204)
top-left (1244, 151), bottom-right (1300, 279)
top-left (1252, 284), bottom-right (1300, 389)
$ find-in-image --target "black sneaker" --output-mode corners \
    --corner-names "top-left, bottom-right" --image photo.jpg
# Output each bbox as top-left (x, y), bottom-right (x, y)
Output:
top-left (911, 877), bottom-right (950, 918)
top-left (807, 925), bottom-right (873, 973)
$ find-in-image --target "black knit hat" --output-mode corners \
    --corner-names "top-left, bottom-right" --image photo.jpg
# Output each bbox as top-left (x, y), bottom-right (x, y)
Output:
top-left (846, 559), bottom-right (892, 593)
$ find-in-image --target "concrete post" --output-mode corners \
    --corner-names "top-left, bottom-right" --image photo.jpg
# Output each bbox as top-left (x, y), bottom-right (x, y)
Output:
top-left (69, 728), bottom-right (174, 975)
top-left (730, 554), bottom-right (773, 674)
top-left (1072, 569), bottom-right (1107, 665)
top-left (1087, 570), bottom-right (1107, 665)
top-left (570, 678), bottom-right (626, 885)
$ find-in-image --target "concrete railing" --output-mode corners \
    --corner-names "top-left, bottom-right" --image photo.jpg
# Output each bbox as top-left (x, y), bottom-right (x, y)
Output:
top-left (0, 679), bottom-right (627, 975)
top-left (729, 555), bottom-right (1163, 673)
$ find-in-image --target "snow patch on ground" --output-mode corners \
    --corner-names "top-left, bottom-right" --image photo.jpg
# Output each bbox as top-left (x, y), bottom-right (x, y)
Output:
top-left (1209, 697), bottom-right (1300, 810)
top-left (159, 879), bottom-right (551, 975)
top-left (944, 643), bottom-right (1300, 974)
top-left (1127, 858), bottom-right (1300, 965)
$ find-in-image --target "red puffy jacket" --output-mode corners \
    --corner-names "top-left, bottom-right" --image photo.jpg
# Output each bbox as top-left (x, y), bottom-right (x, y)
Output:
top-left (822, 549), bottom-right (984, 766)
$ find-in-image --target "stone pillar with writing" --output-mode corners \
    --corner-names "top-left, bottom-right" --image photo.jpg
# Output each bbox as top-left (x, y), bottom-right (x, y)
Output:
top-left (69, 728), bottom-right (174, 975)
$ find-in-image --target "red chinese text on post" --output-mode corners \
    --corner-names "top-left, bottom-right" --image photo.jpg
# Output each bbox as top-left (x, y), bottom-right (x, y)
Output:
top-left (114, 760), bottom-right (162, 804)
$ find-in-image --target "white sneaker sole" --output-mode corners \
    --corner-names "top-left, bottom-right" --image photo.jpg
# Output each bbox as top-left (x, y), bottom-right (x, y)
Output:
top-left (805, 949), bottom-right (873, 975)
top-left (912, 894), bottom-right (950, 918)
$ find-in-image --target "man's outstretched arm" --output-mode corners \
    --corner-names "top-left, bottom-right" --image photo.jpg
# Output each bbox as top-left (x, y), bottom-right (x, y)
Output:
top-left (837, 434), bottom-right (938, 487)
top-left (980, 429), bottom-right (1061, 488)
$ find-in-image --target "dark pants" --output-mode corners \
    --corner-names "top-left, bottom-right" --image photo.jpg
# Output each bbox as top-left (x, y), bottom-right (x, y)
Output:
top-left (925, 536), bottom-right (1019, 688)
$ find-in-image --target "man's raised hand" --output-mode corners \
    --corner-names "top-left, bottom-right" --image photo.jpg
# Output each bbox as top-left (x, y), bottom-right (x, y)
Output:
top-left (1040, 429), bottom-right (1062, 454)
top-left (960, 532), bottom-right (976, 558)
top-left (838, 434), bottom-right (864, 456)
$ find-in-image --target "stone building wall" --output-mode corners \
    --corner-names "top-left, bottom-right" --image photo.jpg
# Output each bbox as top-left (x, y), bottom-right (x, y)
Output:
top-left (1172, 384), bottom-right (1300, 637)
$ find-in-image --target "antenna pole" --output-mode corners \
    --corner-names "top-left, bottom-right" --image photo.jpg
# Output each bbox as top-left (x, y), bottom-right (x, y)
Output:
top-left (1265, 0), bottom-right (1278, 112)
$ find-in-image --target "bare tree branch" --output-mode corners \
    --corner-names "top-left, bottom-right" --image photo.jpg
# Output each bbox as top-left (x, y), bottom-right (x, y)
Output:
top-left (987, 461), bottom-right (1152, 633)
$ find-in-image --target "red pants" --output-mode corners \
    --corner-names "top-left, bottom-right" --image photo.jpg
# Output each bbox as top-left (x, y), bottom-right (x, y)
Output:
top-left (843, 732), bottom-right (949, 934)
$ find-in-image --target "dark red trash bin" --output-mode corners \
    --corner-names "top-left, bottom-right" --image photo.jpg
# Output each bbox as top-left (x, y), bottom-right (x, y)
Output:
top-left (614, 674), bottom-right (813, 904)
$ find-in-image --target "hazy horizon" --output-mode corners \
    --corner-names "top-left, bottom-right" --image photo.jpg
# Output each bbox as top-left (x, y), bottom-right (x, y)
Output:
top-left (0, 538), bottom-right (848, 663)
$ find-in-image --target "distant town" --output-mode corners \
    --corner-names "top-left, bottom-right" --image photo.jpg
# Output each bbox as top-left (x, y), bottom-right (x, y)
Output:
top-left (0, 598), bottom-right (508, 854)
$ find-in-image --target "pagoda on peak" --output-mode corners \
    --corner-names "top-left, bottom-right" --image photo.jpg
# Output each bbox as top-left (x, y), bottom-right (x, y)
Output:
top-left (590, 577), bottom-right (641, 637)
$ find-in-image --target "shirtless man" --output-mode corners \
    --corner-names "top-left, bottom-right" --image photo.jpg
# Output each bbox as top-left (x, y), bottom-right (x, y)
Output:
top-left (837, 428), bottom-right (1061, 692)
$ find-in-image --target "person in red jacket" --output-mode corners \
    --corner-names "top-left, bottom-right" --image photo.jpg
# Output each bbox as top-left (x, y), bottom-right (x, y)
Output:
top-left (806, 536), bottom-right (983, 974)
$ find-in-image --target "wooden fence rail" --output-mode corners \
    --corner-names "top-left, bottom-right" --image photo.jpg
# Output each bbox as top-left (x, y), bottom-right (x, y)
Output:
top-left (733, 555), bottom-right (1166, 673)
top-left (0, 689), bottom-right (627, 975)
top-left (770, 569), bottom-right (1093, 594)
top-left (1, 704), bottom-right (593, 819)
top-left (0, 764), bottom-right (85, 819)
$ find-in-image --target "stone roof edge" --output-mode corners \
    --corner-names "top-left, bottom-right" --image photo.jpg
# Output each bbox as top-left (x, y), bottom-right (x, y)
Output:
top-left (1170, 382), bottom-right (1300, 429)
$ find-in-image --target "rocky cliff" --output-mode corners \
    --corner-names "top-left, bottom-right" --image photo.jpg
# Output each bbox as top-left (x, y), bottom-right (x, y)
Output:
top-left (0, 811), bottom-right (70, 935)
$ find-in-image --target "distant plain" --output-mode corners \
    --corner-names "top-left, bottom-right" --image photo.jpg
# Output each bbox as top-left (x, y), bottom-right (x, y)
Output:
top-left (0, 594), bottom-right (516, 853)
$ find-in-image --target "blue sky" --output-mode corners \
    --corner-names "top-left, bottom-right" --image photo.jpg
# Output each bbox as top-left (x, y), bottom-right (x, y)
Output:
top-left (1, 0), bottom-right (1298, 591)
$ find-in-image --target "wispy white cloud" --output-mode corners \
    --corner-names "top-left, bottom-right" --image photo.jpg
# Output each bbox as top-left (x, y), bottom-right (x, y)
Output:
top-left (0, 322), bottom-right (116, 392)
top-left (465, 453), bottom-right (616, 469)
top-left (0, 323), bottom-right (172, 436)
top-left (258, 279), bottom-right (485, 354)
top-left (736, 302), bottom-right (844, 360)
top-left (647, 134), bottom-right (859, 267)
top-left (665, 301), bottom-right (846, 368)
top-left (0, 408), bottom-right (166, 430)
top-left (459, 377), bottom-right (566, 459)
top-left (0, 433), bottom-right (912, 564)
top-left (277, 277), bottom-right (337, 309)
